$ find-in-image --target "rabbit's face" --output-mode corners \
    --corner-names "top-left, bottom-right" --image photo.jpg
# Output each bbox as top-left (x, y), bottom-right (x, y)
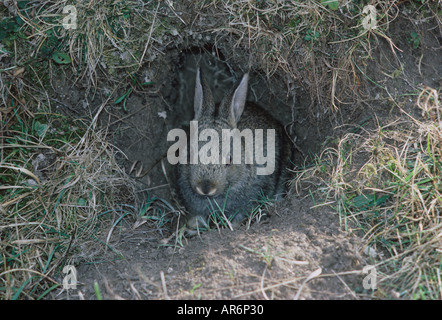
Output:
top-left (188, 123), bottom-right (247, 197)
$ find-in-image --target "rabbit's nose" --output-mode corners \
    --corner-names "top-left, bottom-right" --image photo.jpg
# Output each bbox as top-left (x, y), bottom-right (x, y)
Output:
top-left (196, 180), bottom-right (217, 196)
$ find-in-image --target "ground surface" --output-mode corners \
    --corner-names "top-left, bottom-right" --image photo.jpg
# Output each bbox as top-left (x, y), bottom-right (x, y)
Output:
top-left (67, 195), bottom-right (365, 300)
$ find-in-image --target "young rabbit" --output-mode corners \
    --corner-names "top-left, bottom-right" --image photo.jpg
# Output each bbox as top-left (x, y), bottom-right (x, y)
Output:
top-left (175, 68), bottom-right (290, 230)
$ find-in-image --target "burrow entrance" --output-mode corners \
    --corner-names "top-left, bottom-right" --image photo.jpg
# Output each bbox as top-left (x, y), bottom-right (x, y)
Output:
top-left (100, 44), bottom-right (336, 221)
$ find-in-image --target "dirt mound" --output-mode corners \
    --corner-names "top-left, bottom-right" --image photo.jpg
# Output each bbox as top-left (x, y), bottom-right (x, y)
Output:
top-left (63, 194), bottom-right (365, 300)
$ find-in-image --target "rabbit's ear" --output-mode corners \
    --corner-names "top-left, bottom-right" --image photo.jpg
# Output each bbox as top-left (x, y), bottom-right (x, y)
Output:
top-left (194, 68), bottom-right (215, 120)
top-left (229, 73), bottom-right (249, 124)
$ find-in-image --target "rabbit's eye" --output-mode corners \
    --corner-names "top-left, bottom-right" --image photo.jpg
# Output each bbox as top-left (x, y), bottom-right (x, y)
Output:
top-left (225, 153), bottom-right (232, 166)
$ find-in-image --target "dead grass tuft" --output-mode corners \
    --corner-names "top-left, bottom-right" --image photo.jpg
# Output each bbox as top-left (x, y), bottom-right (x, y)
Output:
top-left (295, 87), bottom-right (441, 299)
top-left (8, 1), bottom-right (435, 111)
top-left (0, 108), bottom-right (138, 299)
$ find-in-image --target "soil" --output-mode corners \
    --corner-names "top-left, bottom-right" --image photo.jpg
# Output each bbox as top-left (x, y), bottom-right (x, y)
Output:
top-left (65, 196), bottom-right (365, 300)
top-left (51, 15), bottom-right (440, 300)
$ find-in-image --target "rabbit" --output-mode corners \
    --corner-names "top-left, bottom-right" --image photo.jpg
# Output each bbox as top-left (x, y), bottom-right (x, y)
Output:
top-left (175, 68), bottom-right (291, 230)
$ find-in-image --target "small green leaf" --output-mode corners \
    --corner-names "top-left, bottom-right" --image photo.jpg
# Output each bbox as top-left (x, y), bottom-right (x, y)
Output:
top-left (52, 52), bottom-right (71, 64)
top-left (114, 88), bottom-right (132, 104)
top-left (391, 68), bottom-right (402, 78)
top-left (93, 281), bottom-right (103, 300)
top-left (114, 88), bottom-right (132, 111)
top-left (77, 198), bottom-right (87, 206)
top-left (34, 121), bottom-right (48, 137)
top-left (322, 0), bottom-right (339, 10)
top-left (408, 32), bottom-right (420, 49)
top-left (304, 29), bottom-right (319, 41)
top-left (15, 15), bottom-right (24, 26)
top-left (190, 283), bottom-right (202, 294)
top-left (114, 94), bottom-right (126, 105)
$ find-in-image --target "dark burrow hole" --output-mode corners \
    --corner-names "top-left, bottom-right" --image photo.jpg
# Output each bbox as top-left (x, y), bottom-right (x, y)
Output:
top-left (105, 44), bottom-right (334, 229)
top-left (158, 45), bottom-right (319, 226)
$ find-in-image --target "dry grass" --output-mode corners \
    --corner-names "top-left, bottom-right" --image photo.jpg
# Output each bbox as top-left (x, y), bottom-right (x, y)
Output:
top-left (0, 113), bottom-right (138, 298)
top-left (295, 87), bottom-right (441, 299)
top-left (6, 1), bottom-right (431, 110)
top-left (1, 38), bottom-right (139, 297)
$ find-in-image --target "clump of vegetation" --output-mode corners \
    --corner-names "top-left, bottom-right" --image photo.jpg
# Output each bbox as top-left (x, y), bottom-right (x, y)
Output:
top-left (0, 99), bottom-right (139, 298)
top-left (295, 87), bottom-right (441, 299)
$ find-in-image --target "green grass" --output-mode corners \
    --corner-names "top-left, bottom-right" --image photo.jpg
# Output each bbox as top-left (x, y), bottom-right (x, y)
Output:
top-left (205, 188), bottom-right (273, 232)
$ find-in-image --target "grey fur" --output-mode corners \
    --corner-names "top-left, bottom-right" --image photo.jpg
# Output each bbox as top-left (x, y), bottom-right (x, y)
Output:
top-left (176, 69), bottom-right (291, 229)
